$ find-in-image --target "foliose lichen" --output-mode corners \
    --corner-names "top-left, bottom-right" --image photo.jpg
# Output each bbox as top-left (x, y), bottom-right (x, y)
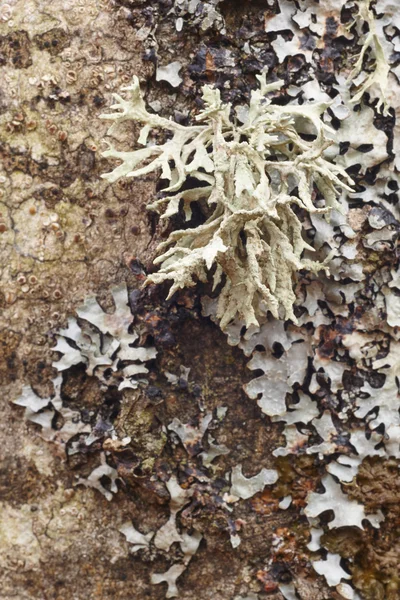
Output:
top-left (347, 0), bottom-right (391, 114)
top-left (100, 74), bottom-right (353, 330)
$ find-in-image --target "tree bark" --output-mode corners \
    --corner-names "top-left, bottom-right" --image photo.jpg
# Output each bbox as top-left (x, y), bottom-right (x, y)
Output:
top-left (1, 1), bottom-right (399, 600)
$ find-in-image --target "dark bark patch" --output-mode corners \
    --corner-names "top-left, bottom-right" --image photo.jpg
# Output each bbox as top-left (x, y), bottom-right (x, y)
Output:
top-left (0, 30), bottom-right (32, 69)
top-left (0, 456), bottom-right (57, 506)
top-left (33, 184), bottom-right (65, 209)
top-left (34, 28), bottom-right (70, 56)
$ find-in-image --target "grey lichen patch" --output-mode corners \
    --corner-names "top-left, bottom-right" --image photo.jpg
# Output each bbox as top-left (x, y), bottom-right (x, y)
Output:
top-left (14, 283), bottom-right (156, 459)
top-left (101, 74), bottom-right (353, 330)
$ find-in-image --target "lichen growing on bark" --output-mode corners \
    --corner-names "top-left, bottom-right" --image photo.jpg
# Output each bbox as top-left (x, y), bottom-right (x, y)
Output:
top-left (5, 0), bottom-right (400, 598)
top-left (347, 0), bottom-right (391, 114)
top-left (101, 74), bottom-right (353, 329)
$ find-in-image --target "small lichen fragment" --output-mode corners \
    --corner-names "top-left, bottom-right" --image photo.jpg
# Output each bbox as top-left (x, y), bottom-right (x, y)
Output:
top-left (168, 413), bottom-right (212, 456)
top-left (152, 564), bottom-right (187, 599)
top-left (230, 464), bottom-right (278, 500)
top-left (152, 530), bottom-right (203, 598)
top-left (154, 475), bottom-right (192, 552)
top-left (156, 61), bottom-right (183, 88)
top-left (76, 453), bottom-right (120, 501)
top-left (119, 521), bottom-right (154, 552)
top-left (313, 552), bottom-right (351, 587)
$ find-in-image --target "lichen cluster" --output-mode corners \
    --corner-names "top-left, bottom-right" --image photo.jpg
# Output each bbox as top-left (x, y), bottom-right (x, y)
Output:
top-left (101, 75), bottom-right (353, 329)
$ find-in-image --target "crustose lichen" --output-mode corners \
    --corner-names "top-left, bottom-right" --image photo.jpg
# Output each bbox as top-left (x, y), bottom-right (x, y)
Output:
top-left (101, 74), bottom-right (353, 329)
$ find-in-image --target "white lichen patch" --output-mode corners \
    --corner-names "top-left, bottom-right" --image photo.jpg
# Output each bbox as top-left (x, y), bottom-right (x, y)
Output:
top-left (156, 61), bottom-right (183, 88)
top-left (312, 552), bottom-right (351, 587)
top-left (119, 521), bottom-right (154, 553)
top-left (101, 74), bottom-right (353, 330)
top-left (200, 434), bottom-right (229, 468)
top-left (13, 374), bottom-right (91, 450)
top-left (14, 283), bottom-right (156, 454)
top-left (54, 283), bottom-right (156, 386)
top-left (326, 82), bottom-right (389, 174)
top-left (304, 474), bottom-right (382, 529)
top-left (154, 475), bottom-right (193, 552)
top-left (152, 476), bottom-right (203, 598)
top-left (230, 464), bottom-right (278, 501)
top-left (152, 563), bottom-right (188, 599)
top-left (342, 331), bottom-right (400, 460)
top-left (76, 453), bottom-right (120, 502)
top-left (273, 0), bottom-right (395, 116)
top-left (244, 341), bottom-right (310, 418)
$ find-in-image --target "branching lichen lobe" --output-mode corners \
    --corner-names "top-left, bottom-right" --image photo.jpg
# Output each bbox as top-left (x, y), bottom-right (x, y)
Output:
top-left (347, 0), bottom-right (391, 115)
top-left (101, 74), bottom-right (353, 329)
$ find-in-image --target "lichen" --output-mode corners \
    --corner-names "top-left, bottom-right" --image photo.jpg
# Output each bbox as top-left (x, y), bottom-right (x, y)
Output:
top-left (101, 74), bottom-right (353, 330)
top-left (5, 0), bottom-right (400, 597)
top-left (14, 283), bottom-right (156, 458)
top-left (347, 0), bottom-right (391, 115)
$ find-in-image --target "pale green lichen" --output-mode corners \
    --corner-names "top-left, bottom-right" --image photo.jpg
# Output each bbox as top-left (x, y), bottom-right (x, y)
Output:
top-left (347, 0), bottom-right (390, 115)
top-left (101, 74), bottom-right (353, 330)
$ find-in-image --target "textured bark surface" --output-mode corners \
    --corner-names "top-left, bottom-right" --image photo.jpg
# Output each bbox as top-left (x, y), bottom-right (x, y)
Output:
top-left (0, 1), bottom-right (155, 597)
top-left (1, 1), bottom-right (400, 600)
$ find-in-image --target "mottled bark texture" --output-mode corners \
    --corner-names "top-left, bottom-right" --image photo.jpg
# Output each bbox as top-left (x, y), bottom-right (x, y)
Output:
top-left (1, 1), bottom-right (400, 600)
